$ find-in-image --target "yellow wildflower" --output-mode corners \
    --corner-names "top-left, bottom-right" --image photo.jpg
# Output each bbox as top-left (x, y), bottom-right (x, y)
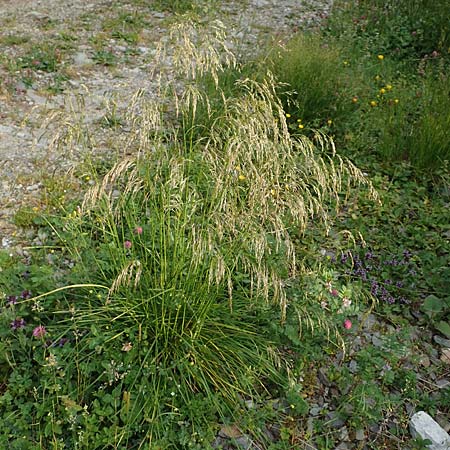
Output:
top-left (352, 96), bottom-right (358, 103)
top-left (286, 113), bottom-right (291, 118)
top-left (394, 98), bottom-right (399, 104)
top-left (238, 174), bottom-right (246, 181)
top-left (377, 54), bottom-right (384, 60)
top-left (327, 119), bottom-right (333, 125)
top-left (298, 124), bottom-right (304, 129)
top-left (386, 84), bottom-right (393, 90)
top-left (379, 88), bottom-right (386, 94)
top-left (370, 100), bottom-right (377, 107)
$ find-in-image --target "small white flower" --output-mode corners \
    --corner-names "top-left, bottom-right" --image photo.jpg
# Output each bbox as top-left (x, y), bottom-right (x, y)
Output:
top-left (121, 342), bottom-right (133, 352)
top-left (342, 297), bottom-right (352, 308)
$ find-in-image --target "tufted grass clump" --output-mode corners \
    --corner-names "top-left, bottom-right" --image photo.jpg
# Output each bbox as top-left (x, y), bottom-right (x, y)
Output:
top-left (0, 18), bottom-right (376, 448)
top-left (269, 34), bottom-right (354, 124)
top-left (376, 71), bottom-right (450, 169)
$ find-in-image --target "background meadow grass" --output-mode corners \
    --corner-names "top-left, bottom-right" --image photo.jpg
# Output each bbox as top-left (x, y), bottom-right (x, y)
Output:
top-left (272, 0), bottom-right (450, 171)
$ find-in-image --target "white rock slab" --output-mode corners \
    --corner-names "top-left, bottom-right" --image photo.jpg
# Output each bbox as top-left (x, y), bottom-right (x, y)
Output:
top-left (410, 411), bottom-right (450, 450)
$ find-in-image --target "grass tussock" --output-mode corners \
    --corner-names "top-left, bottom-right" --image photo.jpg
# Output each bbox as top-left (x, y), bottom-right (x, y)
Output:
top-left (1, 17), bottom-right (377, 449)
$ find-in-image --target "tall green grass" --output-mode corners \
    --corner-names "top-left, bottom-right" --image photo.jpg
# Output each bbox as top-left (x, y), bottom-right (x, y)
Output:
top-left (376, 71), bottom-right (450, 169)
top-left (269, 34), bottom-right (353, 124)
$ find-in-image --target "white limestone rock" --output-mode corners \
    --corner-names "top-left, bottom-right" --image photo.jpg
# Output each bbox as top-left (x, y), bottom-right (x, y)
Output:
top-left (410, 411), bottom-right (450, 450)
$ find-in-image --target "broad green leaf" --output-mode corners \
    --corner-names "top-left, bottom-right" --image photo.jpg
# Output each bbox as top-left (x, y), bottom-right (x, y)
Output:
top-left (435, 321), bottom-right (450, 339)
top-left (421, 295), bottom-right (443, 315)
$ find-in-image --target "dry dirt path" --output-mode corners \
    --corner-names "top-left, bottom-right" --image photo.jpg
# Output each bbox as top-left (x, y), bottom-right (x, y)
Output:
top-left (0, 0), bottom-right (332, 245)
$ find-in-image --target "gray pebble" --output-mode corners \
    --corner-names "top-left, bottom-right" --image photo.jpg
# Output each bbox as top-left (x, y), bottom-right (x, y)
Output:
top-left (348, 360), bottom-right (358, 374)
top-left (371, 334), bottom-right (383, 347)
top-left (327, 411), bottom-right (345, 429)
top-left (434, 335), bottom-right (450, 348)
top-left (436, 379), bottom-right (450, 389)
top-left (318, 367), bottom-right (331, 386)
top-left (355, 429), bottom-right (365, 440)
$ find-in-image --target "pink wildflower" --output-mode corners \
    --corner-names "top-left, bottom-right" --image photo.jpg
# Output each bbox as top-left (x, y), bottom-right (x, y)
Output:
top-left (134, 226), bottom-right (143, 235)
top-left (331, 289), bottom-right (339, 297)
top-left (343, 319), bottom-right (352, 330)
top-left (124, 240), bottom-right (132, 249)
top-left (33, 325), bottom-right (47, 338)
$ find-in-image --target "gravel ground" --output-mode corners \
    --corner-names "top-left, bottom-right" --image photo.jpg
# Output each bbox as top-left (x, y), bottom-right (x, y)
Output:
top-left (0, 0), bottom-right (332, 242)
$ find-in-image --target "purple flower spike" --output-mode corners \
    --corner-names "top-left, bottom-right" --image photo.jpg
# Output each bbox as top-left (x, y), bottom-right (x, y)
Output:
top-left (20, 290), bottom-right (32, 299)
top-left (58, 338), bottom-right (69, 347)
top-left (11, 318), bottom-right (26, 330)
top-left (7, 295), bottom-right (18, 306)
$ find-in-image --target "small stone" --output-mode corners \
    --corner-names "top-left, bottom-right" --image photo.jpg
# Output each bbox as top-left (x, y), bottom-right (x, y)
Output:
top-left (348, 360), bottom-right (358, 373)
top-left (262, 425), bottom-right (276, 442)
top-left (26, 183), bottom-right (41, 192)
top-left (434, 336), bottom-right (450, 348)
top-left (436, 379), bottom-right (450, 389)
top-left (318, 367), bottom-right (331, 386)
top-left (334, 443), bottom-right (350, 450)
top-left (219, 424), bottom-right (242, 439)
top-left (362, 313), bottom-right (377, 330)
top-left (27, 11), bottom-right (49, 20)
top-left (371, 334), bottom-right (383, 347)
top-left (234, 435), bottom-right (254, 450)
top-left (2, 237), bottom-right (12, 248)
top-left (244, 399), bottom-right (256, 409)
top-left (440, 348), bottom-right (450, 364)
top-left (327, 411), bottom-right (345, 429)
top-left (419, 355), bottom-right (431, 367)
top-left (14, 81), bottom-right (28, 93)
top-left (340, 426), bottom-right (350, 441)
top-left (152, 11), bottom-right (166, 19)
top-left (436, 415), bottom-right (450, 433)
top-left (73, 52), bottom-right (93, 66)
top-left (303, 443), bottom-right (316, 450)
top-left (211, 436), bottom-right (225, 449)
top-left (341, 403), bottom-right (354, 415)
top-left (27, 91), bottom-right (48, 105)
top-left (410, 411), bottom-right (450, 450)
top-left (355, 429), bottom-right (365, 441)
